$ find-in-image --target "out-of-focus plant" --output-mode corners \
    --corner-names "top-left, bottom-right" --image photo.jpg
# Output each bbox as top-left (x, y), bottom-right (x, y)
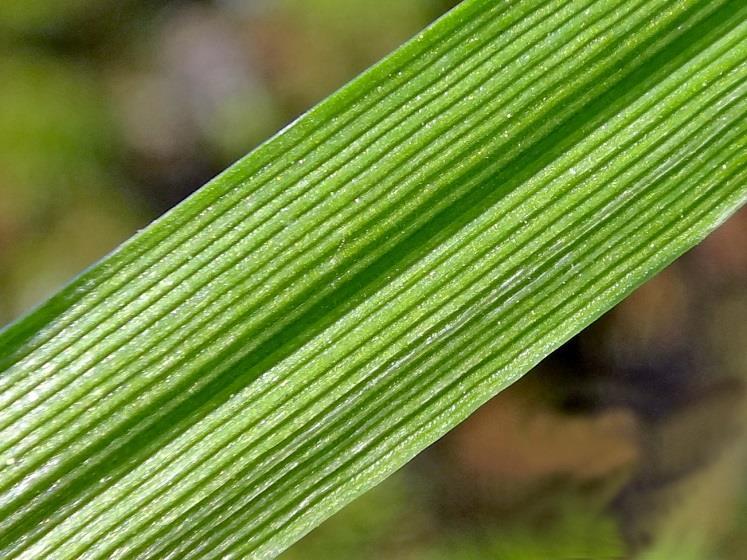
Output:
top-left (0, 53), bottom-right (142, 322)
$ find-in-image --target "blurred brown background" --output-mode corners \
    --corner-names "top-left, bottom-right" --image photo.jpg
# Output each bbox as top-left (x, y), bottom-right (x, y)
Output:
top-left (1, 1), bottom-right (745, 558)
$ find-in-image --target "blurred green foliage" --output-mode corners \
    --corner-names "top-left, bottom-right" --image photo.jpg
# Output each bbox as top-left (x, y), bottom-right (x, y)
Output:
top-left (0, 0), bottom-right (102, 33)
top-left (0, 51), bottom-right (141, 320)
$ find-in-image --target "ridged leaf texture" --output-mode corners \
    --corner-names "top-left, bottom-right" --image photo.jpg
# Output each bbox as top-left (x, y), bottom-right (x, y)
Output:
top-left (1, 0), bottom-right (746, 558)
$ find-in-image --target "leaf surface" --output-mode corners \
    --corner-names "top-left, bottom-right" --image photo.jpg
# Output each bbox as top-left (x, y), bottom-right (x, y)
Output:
top-left (0, 0), bottom-right (745, 558)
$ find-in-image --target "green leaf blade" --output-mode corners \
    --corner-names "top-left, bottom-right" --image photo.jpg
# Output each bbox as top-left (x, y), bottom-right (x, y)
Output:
top-left (0, 0), bottom-right (745, 558)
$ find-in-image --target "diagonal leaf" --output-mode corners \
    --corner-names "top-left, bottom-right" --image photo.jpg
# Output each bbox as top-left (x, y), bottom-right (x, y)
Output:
top-left (1, 0), bottom-right (746, 558)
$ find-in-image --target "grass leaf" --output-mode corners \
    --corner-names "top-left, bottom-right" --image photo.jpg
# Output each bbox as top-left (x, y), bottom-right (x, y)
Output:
top-left (1, 0), bottom-right (745, 558)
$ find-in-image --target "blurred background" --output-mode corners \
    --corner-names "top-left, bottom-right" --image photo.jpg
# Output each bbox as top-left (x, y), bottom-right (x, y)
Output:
top-left (0, 1), bottom-right (745, 558)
